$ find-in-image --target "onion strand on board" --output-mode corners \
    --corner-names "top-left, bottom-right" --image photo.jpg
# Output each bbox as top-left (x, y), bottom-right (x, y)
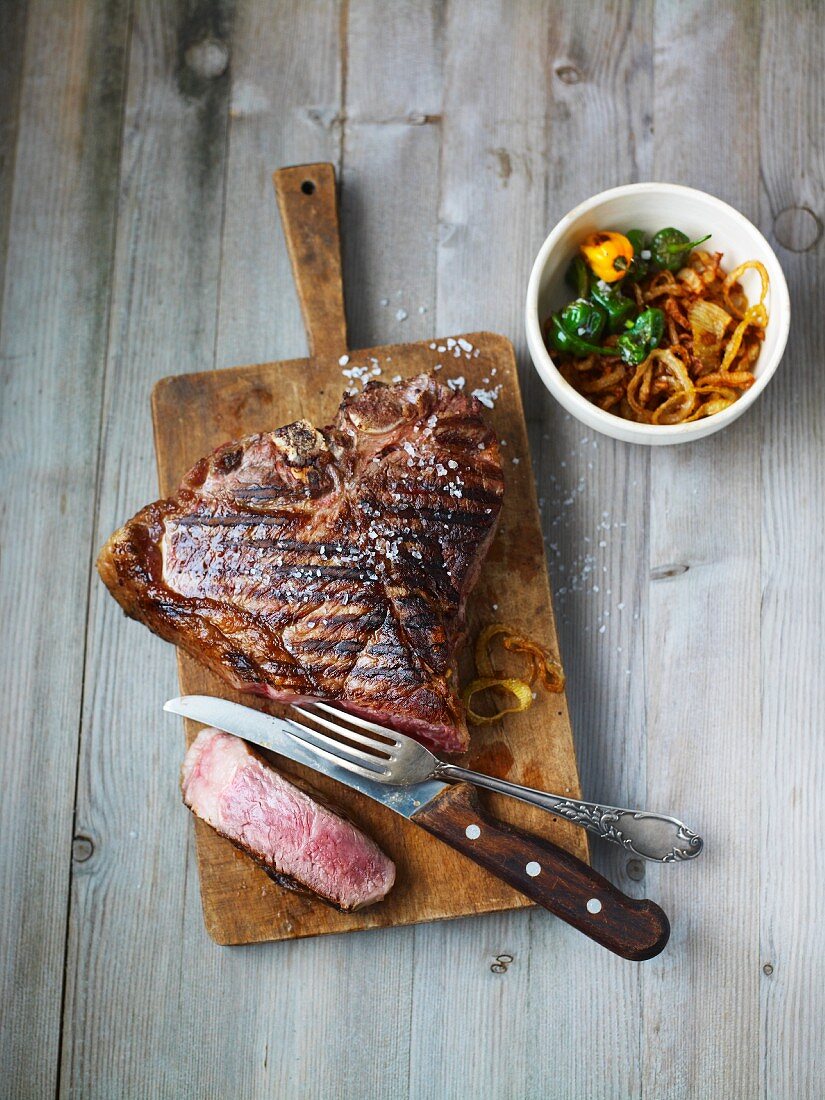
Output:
top-left (462, 624), bottom-right (565, 726)
top-left (461, 677), bottom-right (534, 726)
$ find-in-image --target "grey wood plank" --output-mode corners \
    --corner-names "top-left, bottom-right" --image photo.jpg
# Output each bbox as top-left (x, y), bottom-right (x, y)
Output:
top-left (643, 3), bottom-right (764, 1097)
top-left (59, 1), bottom-right (234, 1096)
top-left (0, 1), bottom-right (131, 1096)
top-left (410, 4), bottom-right (652, 1098)
top-left (0, 0), bottom-right (29, 309)
top-left (758, 4), bottom-right (825, 1096)
top-left (215, 0), bottom-right (343, 369)
top-left (179, 4), bottom-right (421, 1098)
top-left (173, 5), bottom-right (439, 1098)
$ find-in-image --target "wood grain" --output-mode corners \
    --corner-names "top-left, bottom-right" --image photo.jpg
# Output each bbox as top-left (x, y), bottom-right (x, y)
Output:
top-left (58, 2), bottom-right (233, 1096)
top-left (3, 1), bottom-right (825, 1097)
top-left (152, 327), bottom-right (587, 944)
top-left (409, 6), bottom-right (655, 1100)
top-left (758, 4), bottom-right (825, 1096)
top-left (273, 163), bottom-right (348, 360)
top-left (643, 4), bottom-right (763, 1098)
top-left (0, 2), bottom-right (131, 1095)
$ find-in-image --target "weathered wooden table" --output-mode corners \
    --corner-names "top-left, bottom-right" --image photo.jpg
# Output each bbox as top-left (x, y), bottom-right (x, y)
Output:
top-left (2, 2), bottom-right (823, 1097)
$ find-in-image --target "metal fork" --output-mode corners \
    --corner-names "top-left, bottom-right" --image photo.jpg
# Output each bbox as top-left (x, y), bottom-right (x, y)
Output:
top-left (287, 703), bottom-right (703, 863)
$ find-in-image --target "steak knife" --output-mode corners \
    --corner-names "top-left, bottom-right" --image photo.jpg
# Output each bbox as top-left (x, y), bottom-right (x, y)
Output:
top-left (165, 695), bottom-right (670, 960)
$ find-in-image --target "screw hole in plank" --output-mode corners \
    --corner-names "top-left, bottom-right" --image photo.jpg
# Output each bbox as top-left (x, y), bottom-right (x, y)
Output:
top-left (301, 180), bottom-right (316, 195)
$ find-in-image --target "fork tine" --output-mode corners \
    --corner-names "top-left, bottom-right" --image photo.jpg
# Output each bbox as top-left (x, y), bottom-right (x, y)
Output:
top-left (310, 701), bottom-right (403, 742)
top-left (292, 704), bottom-right (396, 752)
top-left (284, 718), bottom-right (389, 773)
top-left (279, 730), bottom-right (387, 783)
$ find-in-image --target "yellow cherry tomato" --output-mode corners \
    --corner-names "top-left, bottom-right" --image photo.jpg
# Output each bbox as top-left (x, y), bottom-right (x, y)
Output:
top-left (580, 231), bottom-right (633, 283)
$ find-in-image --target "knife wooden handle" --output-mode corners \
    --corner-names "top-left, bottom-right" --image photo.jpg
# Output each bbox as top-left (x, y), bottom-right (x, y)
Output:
top-left (412, 784), bottom-right (670, 961)
top-left (273, 163), bottom-right (348, 362)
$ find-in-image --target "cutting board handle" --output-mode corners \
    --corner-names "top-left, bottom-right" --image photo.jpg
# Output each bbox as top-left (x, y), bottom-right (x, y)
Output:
top-left (273, 164), bottom-right (348, 362)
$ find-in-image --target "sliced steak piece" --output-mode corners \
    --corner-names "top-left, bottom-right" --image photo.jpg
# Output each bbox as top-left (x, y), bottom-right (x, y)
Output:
top-left (98, 374), bottom-right (504, 752)
top-left (181, 727), bottom-right (396, 911)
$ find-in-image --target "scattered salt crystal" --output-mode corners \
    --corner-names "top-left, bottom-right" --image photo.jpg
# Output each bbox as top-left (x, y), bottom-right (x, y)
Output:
top-left (641, 249), bottom-right (651, 260)
top-left (447, 376), bottom-right (465, 391)
top-left (447, 459), bottom-right (458, 469)
top-left (446, 338), bottom-right (456, 348)
top-left (458, 338), bottom-right (472, 352)
top-left (433, 363), bottom-right (442, 371)
top-left (418, 306), bottom-right (427, 314)
top-left (392, 374), bottom-right (402, 383)
top-left (396, 308), bottom-right (408, 321)
top-left (618, 602), bottom-right (625, 610)
top-left (338, 354), bottom-right (349, 366)
top-left (599, 625), bottom-right (606, 634)
top-left (380, 297), bottom-right (389, 306)
top-left (437, 345), bottom-right (446, 353)
top-left (429, 342), bottom-right (436, 349)
top-left (512, 457), bottom-right (520, 465)
top-left (492, 603), bottom-right (498, 611)
top-left (471, 384), bottom-right (502, 409)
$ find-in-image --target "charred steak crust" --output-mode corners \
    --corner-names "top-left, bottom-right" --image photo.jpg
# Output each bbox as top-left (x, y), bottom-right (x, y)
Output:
top-left (98, 374), bottom-right (504, 753)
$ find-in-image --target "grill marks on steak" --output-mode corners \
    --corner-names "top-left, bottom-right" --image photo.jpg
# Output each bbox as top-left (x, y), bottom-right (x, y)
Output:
top-left (97, 374), bottom-right (504, 752)
top-left (181, 728), bottom-right (396, 910)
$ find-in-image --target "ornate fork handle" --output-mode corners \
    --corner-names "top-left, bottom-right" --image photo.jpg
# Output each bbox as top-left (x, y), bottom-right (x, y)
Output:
top-left (435, 764), bottom-right (703, 863)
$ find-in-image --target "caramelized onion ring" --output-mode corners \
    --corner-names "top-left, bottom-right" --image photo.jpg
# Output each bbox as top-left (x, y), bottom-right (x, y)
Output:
top-left (461, 677), bottom-right (534, 726)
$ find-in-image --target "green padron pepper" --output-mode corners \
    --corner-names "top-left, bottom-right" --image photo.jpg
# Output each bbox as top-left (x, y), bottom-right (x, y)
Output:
top-left (651, 228), bottom-right (712, 272)
top-left (565, 255), bottom-right (590, 299)
top-left (590, 281), bottom-right (636, 334)
top-left (616, 308), bottom-right (665, 366)
top-left (626, 229), bottom-right (650, 281)
top-left (560, 298), bottom-right (607, 343)
top-left (547, 309), bottom-right (612, 358)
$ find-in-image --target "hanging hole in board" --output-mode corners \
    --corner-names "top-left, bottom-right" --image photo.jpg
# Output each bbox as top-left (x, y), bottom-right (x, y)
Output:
top-left (301, 180), bottom-right (316, 195)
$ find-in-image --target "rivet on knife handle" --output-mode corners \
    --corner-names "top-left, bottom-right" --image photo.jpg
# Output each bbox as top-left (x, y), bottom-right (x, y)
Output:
top-left (412, 784), bottom-right (670, 961)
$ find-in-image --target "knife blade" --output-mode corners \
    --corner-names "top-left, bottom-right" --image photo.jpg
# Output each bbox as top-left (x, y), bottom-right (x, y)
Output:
top-left (165, 694), bottom-right (671, 961)
top-left (164, 694), bottom-right (447, 819)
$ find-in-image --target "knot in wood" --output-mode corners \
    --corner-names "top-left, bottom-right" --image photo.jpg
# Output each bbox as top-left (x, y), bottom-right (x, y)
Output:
top-left (72, 835), bottom-right (95, 863)
top-left (626, 858), bottom-right (645, 881)
top-left (184, 38), bottom-right (230, 80)
top-left (773, 206), bottom-right (822, 253)
top-left (555, 64), bottom-right (582, 85)
top-left (650, 563), bottom-right (689, 581)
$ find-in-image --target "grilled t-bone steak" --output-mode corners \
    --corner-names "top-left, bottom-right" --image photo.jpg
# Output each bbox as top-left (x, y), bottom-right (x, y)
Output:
top-left (182, 727), bottom-right (396, 910)
top-left (98, 374), bottom-right (504, 752)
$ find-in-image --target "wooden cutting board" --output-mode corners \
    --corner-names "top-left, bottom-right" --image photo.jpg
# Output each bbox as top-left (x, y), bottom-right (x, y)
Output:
top-left (152, 164), bottom-right (587, 945)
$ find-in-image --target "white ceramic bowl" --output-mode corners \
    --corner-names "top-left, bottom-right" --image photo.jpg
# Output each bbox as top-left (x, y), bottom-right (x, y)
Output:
top-left (525, 183), bottom-right (791, 445)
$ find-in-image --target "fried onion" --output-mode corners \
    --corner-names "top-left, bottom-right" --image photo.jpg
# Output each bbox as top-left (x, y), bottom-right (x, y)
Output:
top-left (461, 624), bottom-right (565, 725)
top-left (548, 246), bottom-right (769, 425)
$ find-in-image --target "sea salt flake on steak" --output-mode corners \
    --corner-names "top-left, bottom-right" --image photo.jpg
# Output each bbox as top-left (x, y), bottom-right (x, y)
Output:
top-left (97, 374), bottom-right (504, 753)
top-left (181, 727), bottom-right (395, 910)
